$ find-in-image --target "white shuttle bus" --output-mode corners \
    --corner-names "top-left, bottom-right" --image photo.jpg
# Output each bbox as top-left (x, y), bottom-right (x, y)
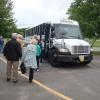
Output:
top-left (25, 19), bottom-right (93, 66)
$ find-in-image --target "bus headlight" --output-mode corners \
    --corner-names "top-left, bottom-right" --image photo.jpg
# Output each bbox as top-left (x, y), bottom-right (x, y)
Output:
top-left (58, 48), bottom-right (68, 52)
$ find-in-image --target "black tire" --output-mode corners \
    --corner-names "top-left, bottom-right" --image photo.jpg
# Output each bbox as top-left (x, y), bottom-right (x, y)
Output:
top-left (49, 50), bottom-right (59, 67)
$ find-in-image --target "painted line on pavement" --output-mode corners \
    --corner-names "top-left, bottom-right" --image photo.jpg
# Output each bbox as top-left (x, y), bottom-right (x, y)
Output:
top-left (0, 57), bottom-right (73, 100)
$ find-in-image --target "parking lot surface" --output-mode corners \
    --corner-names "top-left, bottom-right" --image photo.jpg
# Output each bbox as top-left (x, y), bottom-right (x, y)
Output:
top-left (0, 54), bottom-right (100, 100)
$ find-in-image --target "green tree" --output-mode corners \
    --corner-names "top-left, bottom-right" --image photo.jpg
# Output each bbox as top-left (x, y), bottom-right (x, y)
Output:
top-left (17, 28), bottom-right (26, 36)
top-left (0, 0), bottom-right (17, 37)
top-left (68, 0), bottom-right (100, 38)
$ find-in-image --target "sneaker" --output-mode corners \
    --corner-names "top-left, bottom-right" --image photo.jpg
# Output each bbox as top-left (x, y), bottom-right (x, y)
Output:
top-left (36, 68), bottom-right (39, 71)
top-left (37, 69), bottom-right (39, 71)
top-left (7, 78), bottom-right (10, 82)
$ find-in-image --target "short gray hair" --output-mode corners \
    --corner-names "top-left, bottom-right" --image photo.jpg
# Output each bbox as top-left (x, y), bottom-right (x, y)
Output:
top-left (12, 33), bottom-right (17, 39)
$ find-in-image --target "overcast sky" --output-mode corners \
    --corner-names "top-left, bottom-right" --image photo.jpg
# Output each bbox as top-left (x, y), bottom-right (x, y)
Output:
top-left (12, 0), bottom-right (74, 28)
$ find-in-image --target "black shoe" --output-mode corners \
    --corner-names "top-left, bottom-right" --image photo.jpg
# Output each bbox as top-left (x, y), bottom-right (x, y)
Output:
top-left (7, 78), bottom-right (10, 82)
top-left (13, 80), bottom-right (18, 83)
top-left (29, 80), bottom-right (32, 83)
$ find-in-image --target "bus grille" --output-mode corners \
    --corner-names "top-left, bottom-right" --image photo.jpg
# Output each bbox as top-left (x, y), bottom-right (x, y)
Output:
top-left (73, 46), bottom-right (89, 54)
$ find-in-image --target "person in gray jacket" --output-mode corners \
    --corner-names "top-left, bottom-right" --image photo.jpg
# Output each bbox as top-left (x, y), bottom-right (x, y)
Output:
top-left (22, 38), bottom-right (37, 83)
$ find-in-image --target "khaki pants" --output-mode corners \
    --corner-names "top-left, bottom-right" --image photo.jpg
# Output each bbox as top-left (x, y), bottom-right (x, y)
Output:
top-left (7, 60), bottom-right (19, 80)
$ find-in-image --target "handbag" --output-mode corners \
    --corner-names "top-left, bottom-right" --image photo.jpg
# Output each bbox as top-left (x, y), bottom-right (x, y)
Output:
top-left (20, 62), bottom-right (26, 74)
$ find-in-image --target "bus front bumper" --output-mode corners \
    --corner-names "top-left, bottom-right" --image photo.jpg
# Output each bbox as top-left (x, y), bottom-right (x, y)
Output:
top-left (56, 54), bottom-right (93, 63)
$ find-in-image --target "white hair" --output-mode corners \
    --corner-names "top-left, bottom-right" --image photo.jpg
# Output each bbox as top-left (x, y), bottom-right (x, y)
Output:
top-left (34, 35), bottom-right (40, 41)
top-left (12, 33), bottom-right (17, 39)
top-left (17, 34), bottom-right (23, 39)
top-left (34, 35), bottom-right (38, 40)
top-left (30, 38), bottom-right (37, 44)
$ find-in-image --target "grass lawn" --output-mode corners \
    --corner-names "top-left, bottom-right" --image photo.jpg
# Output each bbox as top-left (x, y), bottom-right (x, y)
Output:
top-left (93, 40), bottom-right (100, 47)
top-left (93, 51), bottom-right (100, 55)
top-left (85, 39), bottom-right (100, 55)
top-left (85, 39), bottom-right (100, 47)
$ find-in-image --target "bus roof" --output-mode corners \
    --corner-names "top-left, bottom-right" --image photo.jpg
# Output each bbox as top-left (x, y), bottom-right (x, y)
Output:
top-left (25, 19), bottom-right (79, 30)
top-left (44, 19), bottom-right (79, 26)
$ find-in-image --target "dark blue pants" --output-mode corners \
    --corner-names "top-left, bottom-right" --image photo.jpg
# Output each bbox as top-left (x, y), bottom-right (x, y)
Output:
top-left (29, 68), bottom-right (34, 82)
top-left (36, 56), bottom-right (40, 69)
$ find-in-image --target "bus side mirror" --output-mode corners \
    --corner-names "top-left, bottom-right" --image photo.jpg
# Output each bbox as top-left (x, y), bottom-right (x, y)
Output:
top-left (51, 26), bottom-right (55, 38)
top-left (51, 27), bottom-right (54, 31)
top-left (51, 31), bottom-right (55, 38)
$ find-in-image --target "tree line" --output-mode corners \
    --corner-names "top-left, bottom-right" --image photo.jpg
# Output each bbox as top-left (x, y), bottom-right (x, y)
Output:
top-left (0, 0), bottom-right (100, 38)
top-left (0, 0), bottom-right (25, 38)
top-left (68, 0), bottom-right (100, 38)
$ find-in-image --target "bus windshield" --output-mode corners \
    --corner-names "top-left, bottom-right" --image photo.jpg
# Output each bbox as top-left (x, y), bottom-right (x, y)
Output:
top-left (54, 24), bottom-right (83, 39)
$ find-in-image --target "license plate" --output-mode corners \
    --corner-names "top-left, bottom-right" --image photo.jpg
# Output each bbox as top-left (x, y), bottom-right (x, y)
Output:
top-left (79, 55), bottom-right (84, 62)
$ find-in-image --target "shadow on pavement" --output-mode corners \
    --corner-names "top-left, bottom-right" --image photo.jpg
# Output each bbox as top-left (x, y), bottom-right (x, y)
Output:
top-left (52, 62), bottom-right (90, 70)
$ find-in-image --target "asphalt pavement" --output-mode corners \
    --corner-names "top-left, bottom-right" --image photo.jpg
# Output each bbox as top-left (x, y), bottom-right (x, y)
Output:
top-left (0, 54), bottom-right (73, 100)
top-left (0, 54), bottom-right (100, 100)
